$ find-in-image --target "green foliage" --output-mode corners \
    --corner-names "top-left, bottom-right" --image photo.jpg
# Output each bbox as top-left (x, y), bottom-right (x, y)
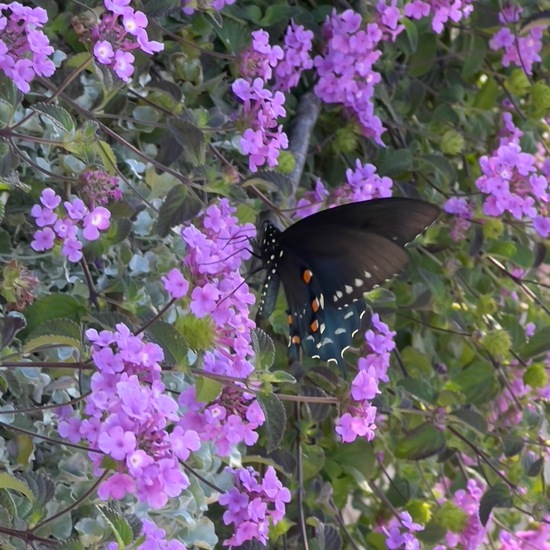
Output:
top-left (1, 0), bottom-right (550, 549)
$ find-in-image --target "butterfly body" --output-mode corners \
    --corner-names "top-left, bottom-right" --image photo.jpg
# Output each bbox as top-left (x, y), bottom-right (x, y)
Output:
top-left (257, 198), bottom-right (440, 371)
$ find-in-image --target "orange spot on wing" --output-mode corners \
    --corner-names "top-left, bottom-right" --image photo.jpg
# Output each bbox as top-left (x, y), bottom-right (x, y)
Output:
top-left (302, 269), bottom-right (313, 284)
top-left (310, 320), bottom-right (319, 333)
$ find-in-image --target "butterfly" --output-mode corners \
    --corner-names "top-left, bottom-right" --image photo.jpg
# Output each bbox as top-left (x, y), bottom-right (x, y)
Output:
top-left (256, 198), bottom-right (440, 373)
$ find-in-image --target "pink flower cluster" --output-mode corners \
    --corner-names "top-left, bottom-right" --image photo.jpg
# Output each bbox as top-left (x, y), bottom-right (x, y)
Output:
top-left (240, 29), bottom-right (283, 81)
top-left (499, 515), bottom-right (550, 549)
top-left (57, 323), bottom-right (201, 509)
top-left (232, 77), bottom-right (288, 172)
top-left (443, 196), bottom-right (472, 241)
top-left (274, 21), bottom-right (314, 92)
top-left (30, 188), bottom-right (111, 263)
top-left (475, 113), bottom-right (550, 237)
top-left (218, 466), bottom-right (291, 547)
top-left (0, 2), bottom-right (55, 93)
top-left (435, 479), bottom-right (487, 549)
top-left (313, 9), bottom-right (388, 145)
top-left (405, 0), bottom-right (475, 34)
top-left (182, 199), bottom-right (257, 377)
top-left (343, 159), bottom-right (393, 202)
top-left (335, 314), bottom-right (395, 443)
top-left (176, 200), bottom-right (266, 454)
top-left (178, 385), bottom-right (264, 457)
top-left (489, 6), bottom-right (542, 75)
top-left (81, 169), bottom-right (122, 207)
top-left (381, 511), bottom-right (424, 550)
top-left (89, 0), bottom-right (163, 82)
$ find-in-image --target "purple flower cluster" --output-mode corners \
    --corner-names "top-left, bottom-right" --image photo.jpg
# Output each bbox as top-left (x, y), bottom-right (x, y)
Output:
top-left (436, 479), bottom-right (487, 549)
top-left (335, 314), bottom-right (395, 443)
top-left (381, 511), bottom-right (424, 550)
top-left (0, 2), bottom-right (55, 93)
top-left (489, 6), bottom-right (542, 75)
top-left (86, 0), bottom-right (163, 82)
top-left (293, 179), bottom-right (330, 219)
top-left (443, 196), bottom-right (472, 241)
top-left (313, 9), bottom-right (388, 145)
top-left (57, 323), bottom-right (201, 509)
top-left (81, 169), bottom-right (122, 207)
top-left (107, 518), bottom-right (186, 550)
top-left (475, 114), bottom-right (550, 237)
top-left (274, 21), bottom-right (314, 92)
top-left (240, 30), bottom-right (283, 81)
top-left (232, 77), bottom-right (288, 172)
top-left (176, 200), bottom-right (267, 454)
top-left (178, 385), bottom-right (264, 457)
top-left (218, 466), bottom-right (291, 547)
top-left (499, 515), bottom-right (550, 549)
top-left (404, 0), bottom-right (475, 34)
top-left (31, 188), bottom-right (111, 263)
top-left (182, 199), bottom-right (257, 377)
top-left (343, 159), bottom-right (393, 202)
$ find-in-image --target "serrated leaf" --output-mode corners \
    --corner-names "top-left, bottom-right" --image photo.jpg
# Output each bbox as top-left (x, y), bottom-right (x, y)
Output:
top-left (28, 318), bottom-right (81, 341)
top-left (462, 35), bottom-right (486, 77)
top-left (155, 185), bottom-right (203, 237)
top-left (395, 423), bottom-right (446, 460)
top-left (251, 327), bottom-right (275, 369)
top-left (0, 312), bottom-right (26, 351)
top-left (168, 118), bottom-right (206, 167)
top-left (96, 140), bottom-right (117, 174)
top-left (22, 335), bottom-right (82, 355)
top-left (479, 483), bottom-right (512, 526)
top-left (98, 506), bottom-right (134, 547)
top-left (257, 393), bottom-right (286, 454)
top-left (241, 171), bottom-right (293, 195)
top-left (195, 376), bottom-right (222, 403)
top-left (0, 474), bottom-right (34, 502)
top-left (518, 326), bottom-right (550, 360)
top-left (32, 103), bottom-right (75, 136)
top-left (450, 408), bottom-right (488, 435)
top-left (17, 472), bottom-right (55, 507)
top-left (144, 320), bottom-right (188, 368)
top-left (21, 295), bottom-right (86, 337)
top-left (451, 363), bottom-right (500, 405)
top-left (0, 489), bottom-right (15, 523)
top-left (524, 455), bottom-right (544, 477)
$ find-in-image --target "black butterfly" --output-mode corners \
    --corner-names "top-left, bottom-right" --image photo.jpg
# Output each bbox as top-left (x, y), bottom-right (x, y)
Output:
top-left (256, 198), bottom-right (440, 372)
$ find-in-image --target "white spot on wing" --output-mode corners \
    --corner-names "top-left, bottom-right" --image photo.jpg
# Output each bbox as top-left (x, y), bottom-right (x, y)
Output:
top-left (345, 285), bottom-right (353, 294)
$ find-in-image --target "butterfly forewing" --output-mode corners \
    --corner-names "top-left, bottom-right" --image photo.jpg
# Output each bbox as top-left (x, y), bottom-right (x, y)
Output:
top-left (257, 198), bottom-right (440, 370)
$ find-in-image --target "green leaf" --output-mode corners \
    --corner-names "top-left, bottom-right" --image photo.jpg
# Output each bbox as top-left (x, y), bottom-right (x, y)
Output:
top-left (257, 392), bottom-right (286, 454)
top-left (450, 363), bottom-right (500, 405)
top-left (98, 506), bottom-right (134, 547)
top-left (0, 312), bottom-right (26, 351)
top-left (395, 423), bottom-right (446, 460)
top-left (144, 320), bottom-right (188, 368)
top-left (251, 327), bottom-right (275, 369)
top-left (479, 483), bottom-right (512, 526)
top-left (195, 376), bottom-right (222, 403)
top-left (474, 77), bottom-right (500, 110)
top-left (168, 118), bottom-right (206, 167)
top-left (32, 103), bottom-right (75, 136)
top-left (21, 295), bottom-right (86, 337)
top-left (409, 32), bottom-right (436, 77)
top-left (22, 335), bottom-right (82, 356)
top-left (518, 326), bottom-right (550, 360)
top-left (155, 185), bottom-right (203, 238)
top-left (0, 473), bottom-right (34, 502)
top-left (450, 408), bottom-right (488, 435)
top-left (462, 34), bottom-right (487, 77)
